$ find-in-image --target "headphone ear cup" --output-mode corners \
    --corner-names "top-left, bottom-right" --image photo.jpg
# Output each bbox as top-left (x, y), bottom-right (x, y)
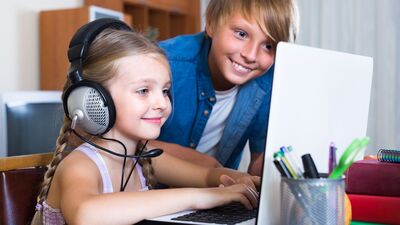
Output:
top-left (66, 86), bottom-right (115, 135)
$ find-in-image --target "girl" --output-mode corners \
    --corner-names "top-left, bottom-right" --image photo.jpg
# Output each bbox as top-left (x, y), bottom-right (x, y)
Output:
top-left (32, 19), bottom-right (260, 225)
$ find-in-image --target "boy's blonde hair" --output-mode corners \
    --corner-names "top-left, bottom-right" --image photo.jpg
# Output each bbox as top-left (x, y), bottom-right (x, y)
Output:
top-left (35, 28), bottom-right (167, 208)
top-left (206, 0), bottom-right (299, 49)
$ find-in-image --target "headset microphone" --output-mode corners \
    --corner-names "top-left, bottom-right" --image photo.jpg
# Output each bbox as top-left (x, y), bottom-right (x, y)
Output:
top-left (71, 128), bottom-right (163, 159)
top-left (139, 148), bottom-right (163, 158)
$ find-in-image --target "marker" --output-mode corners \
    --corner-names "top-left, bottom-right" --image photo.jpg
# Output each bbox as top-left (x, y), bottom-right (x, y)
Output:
top-left (328, 142), bottom-right (337, 175)
top-left (301, 153), bottom-right (320, 178)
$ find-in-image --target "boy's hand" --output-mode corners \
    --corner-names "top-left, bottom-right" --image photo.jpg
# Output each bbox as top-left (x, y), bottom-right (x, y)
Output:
top-left (219, 174), bottom-right (260, 199)
top-left (150, 140), bottom-right (223, 168)
top-left (248, 153), bottom-right (263, 176)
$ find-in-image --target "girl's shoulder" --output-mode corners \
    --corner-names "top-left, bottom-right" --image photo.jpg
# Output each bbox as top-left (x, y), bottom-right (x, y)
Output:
top-left (54, 146), bottom-right (102, 183)
top-left (45, 145), bottom-right (103, 211)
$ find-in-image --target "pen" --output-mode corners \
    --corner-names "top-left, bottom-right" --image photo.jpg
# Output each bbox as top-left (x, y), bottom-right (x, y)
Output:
top-left (274, 151), bottom-right (298, 179)
top-left (328, 142), bottom-right (337, 175)
top-left (281, 146), bottom-right (304, 178)
top-left (301, 153), bottom-right (320, 178)
top-left (273, 158), bottom-right (292, 178)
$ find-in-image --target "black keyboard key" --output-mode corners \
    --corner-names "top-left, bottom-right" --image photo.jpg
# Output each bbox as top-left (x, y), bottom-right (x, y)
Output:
top-left (171, 202), bottom-right (257, 224)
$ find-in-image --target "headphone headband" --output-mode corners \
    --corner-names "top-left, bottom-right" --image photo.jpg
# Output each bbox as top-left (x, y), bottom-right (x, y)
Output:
top-left (68, 18), bottom-right (133, 83)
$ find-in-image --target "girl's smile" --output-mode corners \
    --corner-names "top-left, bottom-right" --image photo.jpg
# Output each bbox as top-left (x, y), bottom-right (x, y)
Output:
top-left (141, 117), bottom-right (163, 125)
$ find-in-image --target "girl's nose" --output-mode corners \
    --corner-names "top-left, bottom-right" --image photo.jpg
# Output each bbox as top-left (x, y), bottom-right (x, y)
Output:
top-left (152, 92), bottom-right (169, 110)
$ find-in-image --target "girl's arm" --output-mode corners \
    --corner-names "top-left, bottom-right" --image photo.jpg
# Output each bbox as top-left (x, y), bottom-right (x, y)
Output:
top-left (56, 151), bottom-right (256, 225)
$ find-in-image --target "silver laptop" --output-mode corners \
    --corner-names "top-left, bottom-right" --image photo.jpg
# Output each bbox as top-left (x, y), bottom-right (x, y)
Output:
top-left (144, 42), bottom-right (373, 225)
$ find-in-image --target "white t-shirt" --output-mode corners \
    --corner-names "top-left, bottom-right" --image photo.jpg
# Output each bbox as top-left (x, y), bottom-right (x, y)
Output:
top-left (196, 86), bottom-right (239, 156)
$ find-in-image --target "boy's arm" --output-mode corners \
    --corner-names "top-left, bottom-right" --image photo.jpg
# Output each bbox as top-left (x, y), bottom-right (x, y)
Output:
top-left (152, 151), bottom-right (260, 191)
top-left (248, 153), bottom-right (264, 176)
top-left (149, 140), bottom-right (222, 168)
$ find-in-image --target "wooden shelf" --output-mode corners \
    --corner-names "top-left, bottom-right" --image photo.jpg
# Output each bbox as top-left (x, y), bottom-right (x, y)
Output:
top-left (85, 0), bottom-right (200, 40)
top-left (39, 6), bottom-right (131, 90)
top-left (40, 0), bottom-right (200, 90)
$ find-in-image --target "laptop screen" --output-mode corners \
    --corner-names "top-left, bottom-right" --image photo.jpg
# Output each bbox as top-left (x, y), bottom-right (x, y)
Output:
top-left (257, 42), bottom-right (373, 224)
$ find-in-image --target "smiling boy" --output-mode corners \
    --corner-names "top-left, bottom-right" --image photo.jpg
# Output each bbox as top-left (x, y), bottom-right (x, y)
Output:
top-left (151, 0), bottom-right (298, 175)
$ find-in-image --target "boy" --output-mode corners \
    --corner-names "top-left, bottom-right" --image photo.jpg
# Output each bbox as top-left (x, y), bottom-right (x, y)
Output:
top-left (151, 0), bottom-right (298, 175)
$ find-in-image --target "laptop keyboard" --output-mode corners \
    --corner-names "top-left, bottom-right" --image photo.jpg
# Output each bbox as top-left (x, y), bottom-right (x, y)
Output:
top-left (171, 202), bottom-right (257, 224)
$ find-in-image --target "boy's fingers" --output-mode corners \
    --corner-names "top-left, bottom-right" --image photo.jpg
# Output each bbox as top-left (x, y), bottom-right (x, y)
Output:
top-left (219, 174), bottom-right (236, 186)
top-left (251, 176), bottom-right (261, 190)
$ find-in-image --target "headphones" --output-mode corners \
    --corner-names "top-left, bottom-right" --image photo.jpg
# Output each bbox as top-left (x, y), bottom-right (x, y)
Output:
top-left (62, 19), bottom-right (164, 191)
top-left (62, 18), bottom-right (133, 135)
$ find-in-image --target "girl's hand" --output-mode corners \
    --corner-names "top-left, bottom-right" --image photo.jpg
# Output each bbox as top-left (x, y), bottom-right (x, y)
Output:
top-left (192, 184), bottom-right (259, 210)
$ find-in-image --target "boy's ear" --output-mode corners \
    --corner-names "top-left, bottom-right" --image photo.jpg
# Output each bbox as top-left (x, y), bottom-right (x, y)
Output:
top-left (205, 25), bottom-right (213, 38)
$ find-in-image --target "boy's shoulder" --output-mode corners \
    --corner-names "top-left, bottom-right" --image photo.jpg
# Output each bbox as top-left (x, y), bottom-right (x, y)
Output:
top-left (159, 32), bottom-right (207, 62)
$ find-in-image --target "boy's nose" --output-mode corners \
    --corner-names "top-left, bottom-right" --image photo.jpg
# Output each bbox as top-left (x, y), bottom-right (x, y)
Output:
top-left (240, 42), bottom-right (258, 62)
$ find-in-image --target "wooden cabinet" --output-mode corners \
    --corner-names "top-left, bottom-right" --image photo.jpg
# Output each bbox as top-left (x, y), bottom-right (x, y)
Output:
top-left (40, 7), bottom-right (132, 90)
top-left (85, 0), bottom-right (200, 39)
top-left (40, 0), bottom-right (200, 90)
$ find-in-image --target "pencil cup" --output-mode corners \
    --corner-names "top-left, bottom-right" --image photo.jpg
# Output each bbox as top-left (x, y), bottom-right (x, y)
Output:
top-left (280, 177), bottom-right (345, 225)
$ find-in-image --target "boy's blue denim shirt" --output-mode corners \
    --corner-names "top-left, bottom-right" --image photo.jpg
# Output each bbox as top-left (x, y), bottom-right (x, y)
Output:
top-left (158, 32), bottom-right (273, 169)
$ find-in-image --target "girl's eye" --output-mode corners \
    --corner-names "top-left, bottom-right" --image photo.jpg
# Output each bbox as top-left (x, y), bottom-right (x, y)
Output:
top-left (162, 88), bottom-right (170, 97)
top-left (136, 88), bottom-right (149, 96)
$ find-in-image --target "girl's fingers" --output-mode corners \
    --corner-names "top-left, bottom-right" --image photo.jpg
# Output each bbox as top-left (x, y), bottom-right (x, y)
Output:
top-left (235, 193), bottom-right (253, 210)
top-left (245, 185), bottom-right (259, 207)
top-left (228, 184), bottom-right (258, 209)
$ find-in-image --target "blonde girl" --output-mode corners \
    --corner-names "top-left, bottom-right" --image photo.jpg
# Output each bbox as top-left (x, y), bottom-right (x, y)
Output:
top-left (32, 19), bottom-right (259, 225)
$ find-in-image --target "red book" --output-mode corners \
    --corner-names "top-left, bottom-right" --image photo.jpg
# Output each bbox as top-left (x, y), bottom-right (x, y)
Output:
top-left (348, 194), bottom-right (400, 224)
top-left (345, 159), bottom-right (400, 196)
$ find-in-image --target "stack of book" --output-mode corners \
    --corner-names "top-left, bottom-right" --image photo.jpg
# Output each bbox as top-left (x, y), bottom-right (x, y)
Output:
top-left (345, 158), bottom-right (400, 224)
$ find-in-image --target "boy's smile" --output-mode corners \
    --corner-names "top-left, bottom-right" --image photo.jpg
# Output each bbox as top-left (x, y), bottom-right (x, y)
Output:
top-left (207, 12), bottom-right (275, 91)
top-left (230, 58), bottom-right (255, 75)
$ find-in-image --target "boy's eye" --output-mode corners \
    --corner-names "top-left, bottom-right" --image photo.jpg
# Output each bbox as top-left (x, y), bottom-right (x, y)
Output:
top-left (263, 43), bottom-right (273, 51)
top-left (235, 30), bottom-right (247, 39)
top-left (136, 88), bottom-right (149, 96)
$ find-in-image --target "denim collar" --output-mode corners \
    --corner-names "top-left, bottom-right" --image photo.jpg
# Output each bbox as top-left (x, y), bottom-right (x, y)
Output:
top-left (195, 36), bottom-right (215, 101)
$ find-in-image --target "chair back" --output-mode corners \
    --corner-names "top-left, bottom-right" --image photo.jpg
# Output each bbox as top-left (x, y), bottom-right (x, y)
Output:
top-left (0, 153), bottom-right (52, 225)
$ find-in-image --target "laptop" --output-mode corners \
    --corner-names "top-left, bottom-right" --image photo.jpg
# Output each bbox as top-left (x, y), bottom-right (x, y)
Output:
top-left (141, 42), bottom-right (373, 225)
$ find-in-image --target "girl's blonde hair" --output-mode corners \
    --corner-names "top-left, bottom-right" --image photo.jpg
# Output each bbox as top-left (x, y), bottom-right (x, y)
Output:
top-left (36, 28), bottom-right (167, 205)
top-left (205, 0), bottom-right (299, 49)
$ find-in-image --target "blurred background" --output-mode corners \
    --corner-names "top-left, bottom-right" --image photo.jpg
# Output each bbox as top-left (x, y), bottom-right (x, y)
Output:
top-left (0, 0), bottom-right (398, 155)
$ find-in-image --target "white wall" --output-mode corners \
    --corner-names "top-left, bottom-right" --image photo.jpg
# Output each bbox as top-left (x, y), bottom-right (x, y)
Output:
top-left (296, 0), bottom-right (400, 154)
top-left (200, 0), bottom-right (209, 30)
top-left (0, 0), bottom-right (83, 92)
